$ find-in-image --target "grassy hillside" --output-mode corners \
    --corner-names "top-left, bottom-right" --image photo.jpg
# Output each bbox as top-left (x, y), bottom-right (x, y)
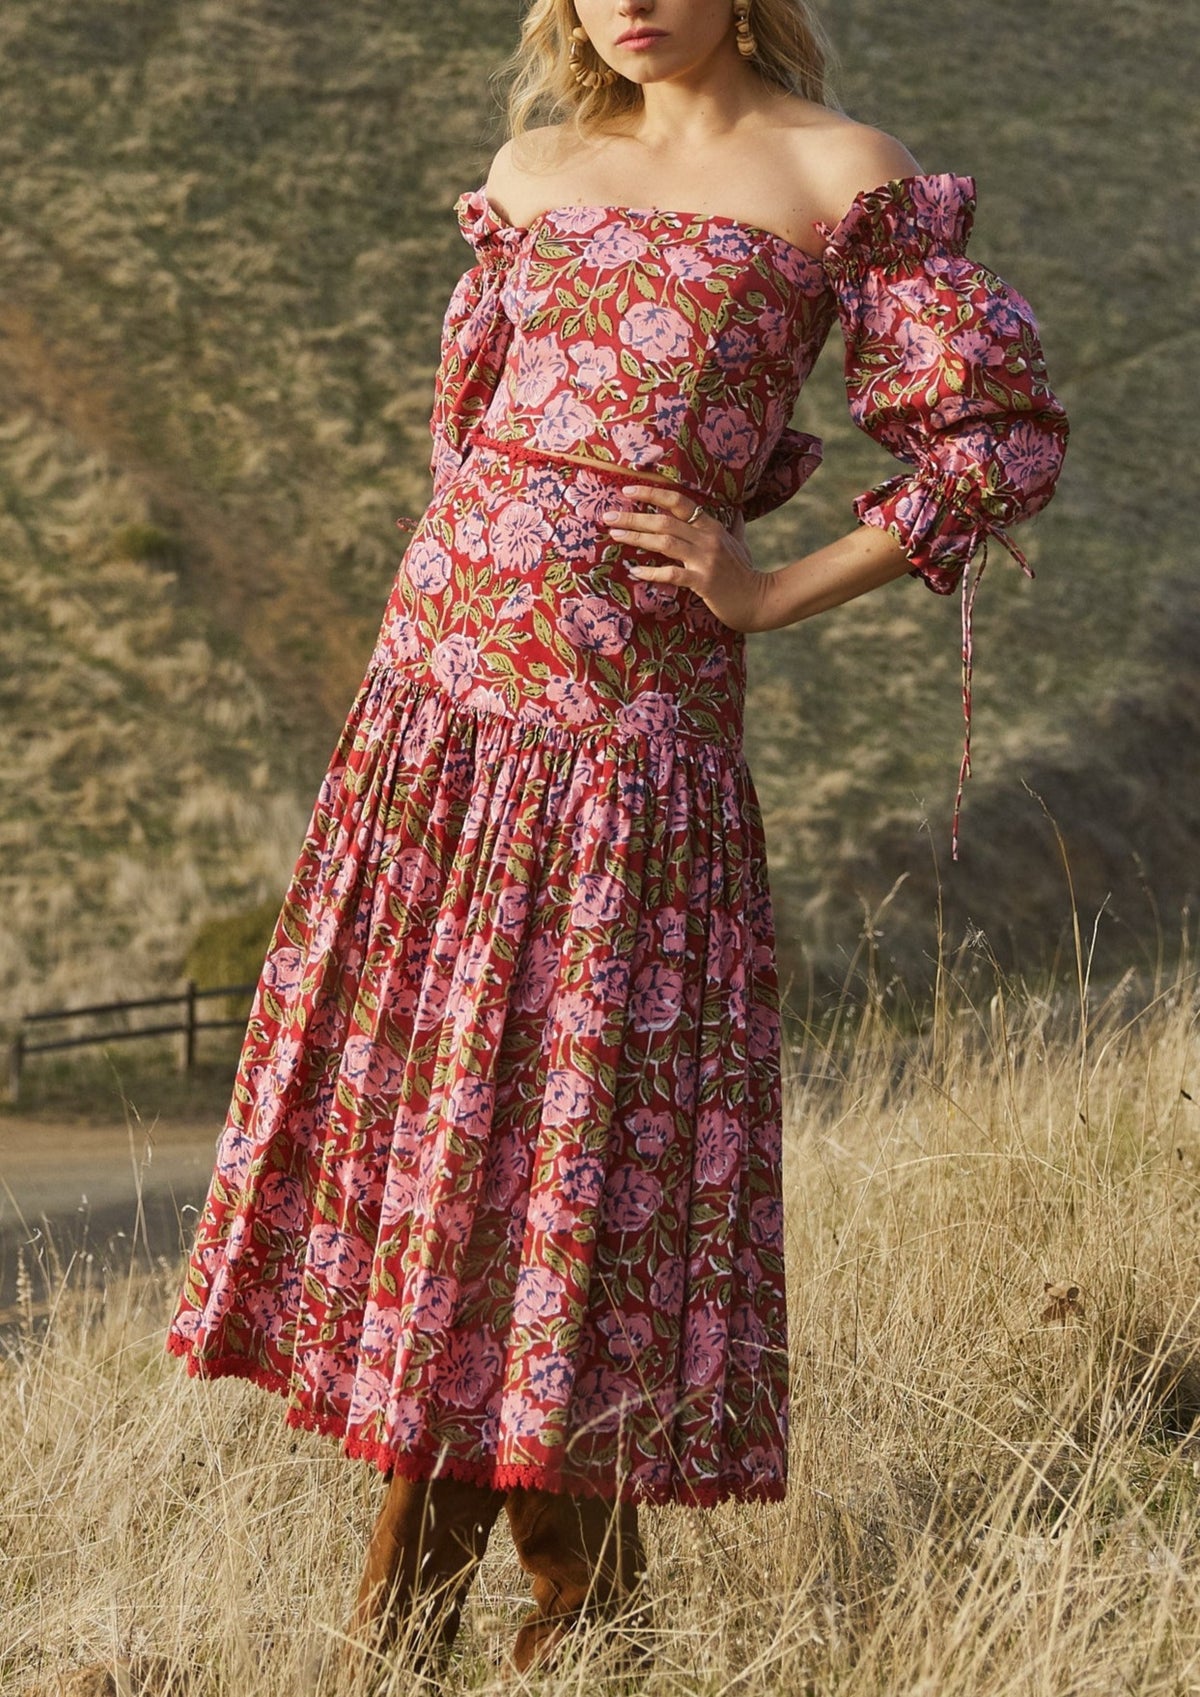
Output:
top-left (7, 974), bottom-right (1200, 1693)
top-left (0, 0), bottom-right (1192, 1014)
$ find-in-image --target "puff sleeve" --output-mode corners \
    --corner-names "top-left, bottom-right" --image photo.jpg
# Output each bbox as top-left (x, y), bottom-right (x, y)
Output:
top-left (818, 174), bottom-right (1069, 593)
top-left (426, 190), bottom-right (523, 500)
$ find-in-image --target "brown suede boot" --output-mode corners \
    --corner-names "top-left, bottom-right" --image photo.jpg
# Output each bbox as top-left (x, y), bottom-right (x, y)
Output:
top-left (345, 1472), bottom-right (505, 1677)
top-left (504, 1488), bottom-right (653, 1673)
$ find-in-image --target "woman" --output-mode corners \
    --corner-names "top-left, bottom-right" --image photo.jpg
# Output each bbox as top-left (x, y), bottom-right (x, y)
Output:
top-left (168, 0), bottom-right (1068, 1674)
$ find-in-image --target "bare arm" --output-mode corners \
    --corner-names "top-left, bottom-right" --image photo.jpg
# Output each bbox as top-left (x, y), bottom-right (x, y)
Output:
top-left (603, 485), bottom-right (911, 633)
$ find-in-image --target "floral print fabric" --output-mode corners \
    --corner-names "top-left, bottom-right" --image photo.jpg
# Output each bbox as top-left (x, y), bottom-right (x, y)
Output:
top-left (168, 173), bottom-right (1066, 1506)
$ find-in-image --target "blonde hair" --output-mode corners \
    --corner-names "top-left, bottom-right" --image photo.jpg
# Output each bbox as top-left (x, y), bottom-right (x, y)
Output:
top-left (501, 0), bottom-right (836, 146)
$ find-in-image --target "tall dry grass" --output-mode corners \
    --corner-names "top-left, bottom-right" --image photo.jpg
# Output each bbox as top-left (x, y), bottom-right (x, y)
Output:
top-left (4, 955), bottom-right (1200, 1695)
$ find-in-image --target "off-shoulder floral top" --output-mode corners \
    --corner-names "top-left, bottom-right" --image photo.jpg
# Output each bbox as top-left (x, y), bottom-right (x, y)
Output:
top-left (423, 173), bottom-right (1069, 849)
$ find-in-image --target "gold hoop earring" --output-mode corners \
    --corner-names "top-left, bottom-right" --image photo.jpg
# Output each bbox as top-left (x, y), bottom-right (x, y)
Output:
top-left (570, 24), bottom-right (617, 89)
top-left (732, 0), bottom-right (757, 58)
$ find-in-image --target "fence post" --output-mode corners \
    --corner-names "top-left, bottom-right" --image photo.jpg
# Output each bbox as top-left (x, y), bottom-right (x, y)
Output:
top-left (180, 980), bottom-right (197, 1075)
top-left (7, 1028), bottom-right (22, 1106)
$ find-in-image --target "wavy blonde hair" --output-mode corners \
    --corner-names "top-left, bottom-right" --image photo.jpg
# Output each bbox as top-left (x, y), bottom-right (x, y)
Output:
top-left (501, 0), bottom-right (836, 146)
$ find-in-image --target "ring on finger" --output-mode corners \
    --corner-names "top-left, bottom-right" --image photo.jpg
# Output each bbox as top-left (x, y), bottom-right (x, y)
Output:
top-left (684, 501), bottom-right (704, 525)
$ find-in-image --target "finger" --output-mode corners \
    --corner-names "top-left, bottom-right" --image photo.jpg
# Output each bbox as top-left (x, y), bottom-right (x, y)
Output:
top-left (606, 526), bottom-right (695, 563)
top-left (626, 561), bottom-right (691, 585)
top-left (602, 509), bottom-right (686, 536)
top-left (619, 482), bottom-right (705, 523)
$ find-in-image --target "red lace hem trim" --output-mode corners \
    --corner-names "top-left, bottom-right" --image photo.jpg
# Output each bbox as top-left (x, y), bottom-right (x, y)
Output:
top-left (166, 1336), bottom-right (786, 1508)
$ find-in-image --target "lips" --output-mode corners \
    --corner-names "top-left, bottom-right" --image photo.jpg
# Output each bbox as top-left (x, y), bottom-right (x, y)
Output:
top-left (616, 29), bottom-right (667, 46)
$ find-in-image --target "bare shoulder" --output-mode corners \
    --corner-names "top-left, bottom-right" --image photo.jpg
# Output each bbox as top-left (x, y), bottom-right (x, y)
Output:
top-left (485, 125), bottom-right (583, 224)
top-left (779, 107), bottom-right (924, 227)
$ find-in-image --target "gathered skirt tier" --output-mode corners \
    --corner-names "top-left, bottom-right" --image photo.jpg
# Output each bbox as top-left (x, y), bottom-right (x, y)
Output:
top-left (167, 445), bottom-right (788, 1506)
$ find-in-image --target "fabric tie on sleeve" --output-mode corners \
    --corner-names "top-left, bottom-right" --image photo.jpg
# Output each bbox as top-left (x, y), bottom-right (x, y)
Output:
top-left (817, 173), bottom-right (1070, 857)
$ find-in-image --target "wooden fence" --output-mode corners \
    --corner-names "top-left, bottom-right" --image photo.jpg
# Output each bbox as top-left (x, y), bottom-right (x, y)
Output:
top-left (7, 980), bottom-right (257, 1104)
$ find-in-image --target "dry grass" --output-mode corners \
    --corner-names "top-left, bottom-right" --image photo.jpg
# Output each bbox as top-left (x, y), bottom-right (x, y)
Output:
top-left (4, 958), bottom-right (1200, 1696)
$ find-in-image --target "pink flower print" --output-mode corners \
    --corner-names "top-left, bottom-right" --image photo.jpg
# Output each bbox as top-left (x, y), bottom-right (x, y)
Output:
top-left (648, 1262), bottom-right (685, 1310)
top-left (951, 327), bottom-right (1005, 367)
top-left (558, 1152), bottom-right (606, 1207)
top-left (603, 1164), bottom-right (663, 1230)
top-left (545, 675), bottom-right (600, 726)
top-left (436, 1330), bottom-right (503, 1408)
top-left (528, 1351), bottom-right (574, 1401)
top-left (707, 225), bottom-right (755, 261)
top-left (573, 870), bottom-right (625, 927)
top-left (481, 1129), bottom-right (529, 1210)
top-left (567, 470), bottom-right (621, 524)
top-left (544, 204), bottom-right (608, 235)
top-left (535, 390), bottom-right (593, 453)
top-left (513, 1265), bottom-right (565, 1326)
top-left (598, 1310), bottom-right (652, 1367)
top-left (629, 1108), bottom-right (672, 1158)
top-left (446, 1073), bottom-right (495, 1140)
top-left (755, 305), bottom-right (790, 354)
top-left (261, 944), bottom-right (302, 997)
top-left (500, 580), bottom-right (533, 619)
top-left (729, 1302), bottom-right (768, 1351)
top-left (501, 1386), bottom-right (550, 1440)
top-left (713, 323), bottom-right (755, 371)
top-left (340, 1034), bottom-right (405, 1098)
top-left (749, 1194), bottom-right (783, 1248)
top-left (894, 317), bottom-right (945, 375)
top-left (653, 393), bottom-right (689, 436)
top-left (493, 499), bottom-right (552, 574)
top-left (629, 962), bottom-right (683, 1030)
top-left (588, 956), bottom-right (630, 1002)
top-left (494, 883), bottom-right (531, 935)
top-left (306, 1349), bottom-right (355, 1401)
top-left (632, 579), bottom-right (679, 616)
top-left (392, 843), bottom-right (440, 906)
top-left (514, 339), bottom-right (570, 407)
top-left (698, 404), bottom-right (757, 468)
top-left (683, 1305), bottom-right (727, 1385)
top-left (258, 1170), bottom-right (306, 1234)
top-left (405, 536), bottom-right (452, 594)
top-left (430, 633), bottom-right (479, 699)
top-left (618, 691), bottom-right (679, 737)
top-left (574, 1366), bottom-right (639, 1430)
top-left (558, 595), bottom-right (632, 657)
top-left (463, 683), bottom-right (509, 717)
top-left (619, 302), bottom-right (692, 364)
top-left (543, 1063), bottom-right (593, 1127)
top-left (555, 989), bottom-right (608, 1040)
top-left (611, 420), bottom-right (665, 467)
top-left (910, 173), bottom-right (970, 230)
top-left (774, 242), bottom-right (819, 287)
top-left (359, 1302), bottom-right (404, 1355)
top-left (656, 906), bottom-right (687, 959)
top-left (582, 223), bottom-right (649, 268)
top-left (432, 1197), bottom-right (475, 1246)
top-left (514, 930), bottom-right (560, 1011)
top-left (996, 419), bottom-right (1064, 491)
top-left (695, 1108), bottom-right (742, 1183)
top-left (332, 1158), bottom-right (383, 1211)
top-left (455, 508), bottom-right (488, 560)
top-left (570, 339), bottom-right (619, 390)
top-left (698, 644), bottom-right (728, 680)
top-left (937, 427), bottom-right (998, 477)
top-left (308, 1223), bottom-right (372, 1288)
top-left (389, 1395), bottom-right (425, 1447)
top-left (983, 287), bottom-right (1031, 338)
top-left (741, 1446), bottom-right (784, 1488)
top-left (747, 998), bottom-right (779, 1061)
top-left (661, 244), bottom-right (713, 281)
top-left (410, 1269), bottom-right (458, 1332)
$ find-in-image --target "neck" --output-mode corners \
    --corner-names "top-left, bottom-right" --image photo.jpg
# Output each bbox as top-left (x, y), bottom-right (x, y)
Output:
top-left (628, 50), bottom-right (769, 152)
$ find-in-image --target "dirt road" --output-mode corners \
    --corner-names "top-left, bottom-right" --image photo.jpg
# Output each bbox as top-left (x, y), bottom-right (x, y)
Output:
top-left (0, 1116), bottom-right (218, 1319)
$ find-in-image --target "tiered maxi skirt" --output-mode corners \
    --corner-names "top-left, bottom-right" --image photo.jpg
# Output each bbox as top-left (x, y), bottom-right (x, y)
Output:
top-left (167, 442), bottom-right (788, 1506)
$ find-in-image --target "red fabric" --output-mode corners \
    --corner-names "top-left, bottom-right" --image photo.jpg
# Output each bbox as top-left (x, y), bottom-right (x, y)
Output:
top-left (168, 176), bottom-right (1067, 1500)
